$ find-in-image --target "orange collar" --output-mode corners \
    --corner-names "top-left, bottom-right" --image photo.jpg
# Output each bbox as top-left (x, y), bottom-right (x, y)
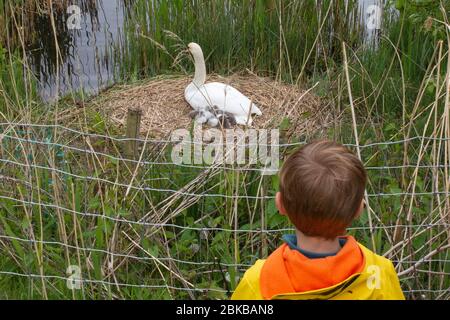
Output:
top-left (260, 236), bottom-right (365, 299)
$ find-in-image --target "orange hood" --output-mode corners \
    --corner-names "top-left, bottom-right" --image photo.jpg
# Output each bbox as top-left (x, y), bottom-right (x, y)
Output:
top-left (260, 236), bottom-right (365, 299)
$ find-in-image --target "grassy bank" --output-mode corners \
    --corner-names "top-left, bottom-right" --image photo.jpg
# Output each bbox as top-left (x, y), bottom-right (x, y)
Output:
top-left (0, 0), bottom-right (450, 299)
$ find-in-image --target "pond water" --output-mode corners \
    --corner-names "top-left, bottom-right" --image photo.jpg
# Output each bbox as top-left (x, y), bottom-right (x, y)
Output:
top-left (28, 0), bottom-right (126, 102)
top-left (27, 0), bottom-right (385, 102)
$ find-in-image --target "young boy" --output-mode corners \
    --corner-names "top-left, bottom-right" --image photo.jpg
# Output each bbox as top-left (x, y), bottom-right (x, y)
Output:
top-left (232, 140), bottom-right (404, 300)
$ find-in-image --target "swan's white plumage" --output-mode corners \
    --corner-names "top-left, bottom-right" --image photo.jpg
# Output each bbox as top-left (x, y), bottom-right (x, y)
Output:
top-left (185, 43), bottom-right (262, 126)
top-left (185, 82), bottom-right (262, 126)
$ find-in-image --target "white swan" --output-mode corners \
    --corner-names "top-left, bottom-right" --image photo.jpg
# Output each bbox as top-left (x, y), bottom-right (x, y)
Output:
top-left (184, 43), bottom-right (262, 126)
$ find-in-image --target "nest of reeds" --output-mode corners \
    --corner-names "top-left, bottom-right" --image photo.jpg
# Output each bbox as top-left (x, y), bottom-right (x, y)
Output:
top-left (98, 72), bottom-right (332, 139)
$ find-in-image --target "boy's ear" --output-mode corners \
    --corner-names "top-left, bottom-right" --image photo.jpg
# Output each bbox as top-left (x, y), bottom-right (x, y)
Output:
top-left (276, 192), bottom-right (288, 216)
top-left (354, 199), bottom-right (365, 219)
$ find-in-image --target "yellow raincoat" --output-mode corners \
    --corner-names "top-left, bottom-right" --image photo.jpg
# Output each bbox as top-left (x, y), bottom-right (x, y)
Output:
top-left (231, 238), bottom-right (405, 300)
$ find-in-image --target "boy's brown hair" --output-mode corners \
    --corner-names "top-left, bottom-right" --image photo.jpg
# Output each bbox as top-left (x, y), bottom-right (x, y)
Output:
top-left (279, 140), bottom-right (367, 239)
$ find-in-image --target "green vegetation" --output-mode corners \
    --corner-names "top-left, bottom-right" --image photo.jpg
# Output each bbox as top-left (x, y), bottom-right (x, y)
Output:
top-left (120, 0), bottom-right (363, 83)
top-left (0, 0), bottom-right (450, 299)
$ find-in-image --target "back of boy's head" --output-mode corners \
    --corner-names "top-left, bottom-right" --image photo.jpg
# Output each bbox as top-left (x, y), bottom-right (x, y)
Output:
top-left (279, 140), bottom-right (367, 240)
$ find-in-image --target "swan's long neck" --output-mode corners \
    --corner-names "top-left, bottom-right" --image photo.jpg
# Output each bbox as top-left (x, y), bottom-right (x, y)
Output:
top-left (192, 50), bottom-right (206, 87)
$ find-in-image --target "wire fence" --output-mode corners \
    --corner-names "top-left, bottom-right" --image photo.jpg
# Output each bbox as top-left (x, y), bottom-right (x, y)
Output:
top-left (0, 122), bottom-right (450, 299)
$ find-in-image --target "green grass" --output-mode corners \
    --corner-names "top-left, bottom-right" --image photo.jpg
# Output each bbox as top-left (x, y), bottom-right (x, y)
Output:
top-left (119, 0), bottom-right (363, 83)
top-left (0, 0), bottom-right (450, 299)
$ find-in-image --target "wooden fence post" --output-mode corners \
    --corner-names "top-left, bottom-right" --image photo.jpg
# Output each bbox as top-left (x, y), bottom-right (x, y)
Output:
top-left (124, 107), bottom-right (142, 160)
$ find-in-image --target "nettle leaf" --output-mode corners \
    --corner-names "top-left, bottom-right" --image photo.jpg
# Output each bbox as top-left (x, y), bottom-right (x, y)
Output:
top-left (88, 197), bottom-right (101, 210)
top-left (266, 199), bottom-right (277, 216)
top-left (147, 245), bottom-right (160, 258)
top-left (279, 117), bottom-right (291, 131)
top-left (208, 216), bottom-right (223, 228)
top-left (268, 212), bottom-right (285, 228)
top-left (384, 122), bottom-right (397, 133)
top-left (180, 229), bottom-right (195, 242)
top-left (118, 208), bottom-right (130, 217)
top-left (271, 174), bottom-right (279, 191)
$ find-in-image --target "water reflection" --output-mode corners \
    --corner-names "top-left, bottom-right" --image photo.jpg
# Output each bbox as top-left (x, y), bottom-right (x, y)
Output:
top-left (27, 0), bottom-right (126, 102)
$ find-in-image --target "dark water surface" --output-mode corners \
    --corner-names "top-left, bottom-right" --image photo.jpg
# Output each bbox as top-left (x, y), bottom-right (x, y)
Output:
top-left (28, 0), bottom-right (126, 102)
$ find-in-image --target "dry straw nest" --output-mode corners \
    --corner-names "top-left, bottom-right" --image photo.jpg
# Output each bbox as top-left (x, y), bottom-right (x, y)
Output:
top-left (98, 73), bottom-right (332, 139)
